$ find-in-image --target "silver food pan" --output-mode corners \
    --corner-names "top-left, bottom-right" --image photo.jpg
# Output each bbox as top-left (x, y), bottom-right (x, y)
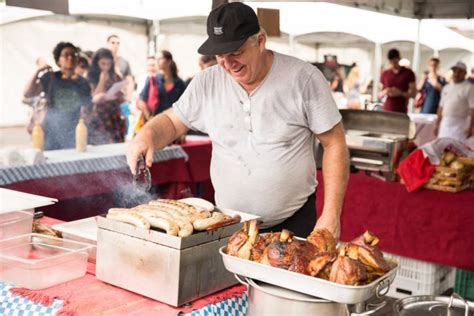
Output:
top-left (219, 245), bottom-right (398, 304)
top-left (97, 208), bottom-right (260, 250)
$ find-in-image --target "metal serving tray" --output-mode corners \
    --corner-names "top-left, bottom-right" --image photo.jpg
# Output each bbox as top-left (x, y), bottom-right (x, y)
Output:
top-left (97, 208), bottom-right (259, 250)
top-left (219, 245), bottom-right (398, 304)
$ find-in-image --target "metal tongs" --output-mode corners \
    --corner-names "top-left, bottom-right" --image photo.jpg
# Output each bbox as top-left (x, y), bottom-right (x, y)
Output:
top-left (132, 155), bottom-right (151, 192)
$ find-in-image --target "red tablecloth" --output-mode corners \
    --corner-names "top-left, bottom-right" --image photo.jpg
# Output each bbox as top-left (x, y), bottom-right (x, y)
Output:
top-left (316, 171), bottom-right (474, 270)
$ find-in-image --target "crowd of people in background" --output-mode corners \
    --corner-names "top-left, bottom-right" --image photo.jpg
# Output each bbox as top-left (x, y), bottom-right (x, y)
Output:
top-left (22, 37), bottom-right (473, 150)
top-left (22, 35), bottom-right (217, 150)
top-left (323, 48), bottom-right (473, 143)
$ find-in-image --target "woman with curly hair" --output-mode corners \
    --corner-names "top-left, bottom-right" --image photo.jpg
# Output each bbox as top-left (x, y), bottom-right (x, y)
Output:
top-left (24, 42), bottom-right (92, 150)
top-left (87, 48), bottom-right (126, 144)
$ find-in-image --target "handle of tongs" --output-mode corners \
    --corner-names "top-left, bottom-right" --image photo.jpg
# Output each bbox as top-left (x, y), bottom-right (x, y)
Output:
top-left (133, 154), bottom-right (151, 191)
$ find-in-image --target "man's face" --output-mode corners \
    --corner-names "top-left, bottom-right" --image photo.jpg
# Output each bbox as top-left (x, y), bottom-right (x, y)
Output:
top-left (389, 58), bottom-right (400, 68)
top-left (452, 67), bottom-right (466, 83)
top-left (428, 60), bottom-right (439, 72)
top-left (216, 34), bottom-right (265, 87)
top-left (107, 37), bottom-right (120, 54)
top-left (147, 58), bottom-right (158, 75)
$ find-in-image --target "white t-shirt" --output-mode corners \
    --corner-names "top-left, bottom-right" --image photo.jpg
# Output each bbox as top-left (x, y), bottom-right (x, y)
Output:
top-left (440, 80), bottom-right (474, 118)
top-left (173, 51), bottom-right (341, 227)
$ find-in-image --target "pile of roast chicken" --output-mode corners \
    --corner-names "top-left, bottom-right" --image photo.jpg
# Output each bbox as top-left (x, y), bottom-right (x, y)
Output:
top-left (226, 220), bottom-right (391, 285)
top-left (106, 198), bottom-right (241, 237)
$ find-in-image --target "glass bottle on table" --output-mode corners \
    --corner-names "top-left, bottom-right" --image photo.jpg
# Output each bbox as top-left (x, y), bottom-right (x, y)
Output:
top-left (76, 106), bottom-right (88, 152)
top-left (31, 122), bottom-right (44, 151)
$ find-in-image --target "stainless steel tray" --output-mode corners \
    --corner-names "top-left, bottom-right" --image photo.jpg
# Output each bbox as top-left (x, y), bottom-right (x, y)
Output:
top-left (97, 209), bottom-right (260, 250)
top-left (219, 245), bottom-right (398, 304)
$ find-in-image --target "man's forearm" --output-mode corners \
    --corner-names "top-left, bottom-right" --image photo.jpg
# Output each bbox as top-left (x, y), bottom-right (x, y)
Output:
top-left (136, 113), bottom-right (177, 151)
top-left (24, 73), bottom-right (40, 98)
top-left (321, 139), bottom-right (349, 220)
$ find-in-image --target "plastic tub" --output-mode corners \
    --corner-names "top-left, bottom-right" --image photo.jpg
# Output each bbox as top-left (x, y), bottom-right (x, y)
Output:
top-left (0, 210), bottom-right (34, 240)
top-left (0, 233), bottom-right (93, 289)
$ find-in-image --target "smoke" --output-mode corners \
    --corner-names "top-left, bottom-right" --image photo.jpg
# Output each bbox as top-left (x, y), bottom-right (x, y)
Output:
top-left (114, 182), bottom-right (158, 208)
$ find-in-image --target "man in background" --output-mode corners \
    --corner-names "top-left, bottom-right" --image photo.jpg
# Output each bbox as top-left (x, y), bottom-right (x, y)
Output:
top-left (434, 62), bottom-right (474, 144)
top-left (379, 48), bottom-right (416, 113)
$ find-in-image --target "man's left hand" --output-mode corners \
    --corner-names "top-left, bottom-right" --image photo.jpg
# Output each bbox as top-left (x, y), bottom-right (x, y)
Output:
top-left (314, 213), bottom-right (341, 242)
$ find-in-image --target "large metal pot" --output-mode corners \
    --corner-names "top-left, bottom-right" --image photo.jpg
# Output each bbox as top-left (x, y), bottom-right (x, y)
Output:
top-left (237, 276), bottom-right (386, 316)
top-left (393, 293), bottom-right (474, 316)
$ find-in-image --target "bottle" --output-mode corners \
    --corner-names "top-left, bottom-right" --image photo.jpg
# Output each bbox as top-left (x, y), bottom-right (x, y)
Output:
top-left (76, 107), bottom-right (88, 152)
top-left (31, 123), bottom-right (44, 151)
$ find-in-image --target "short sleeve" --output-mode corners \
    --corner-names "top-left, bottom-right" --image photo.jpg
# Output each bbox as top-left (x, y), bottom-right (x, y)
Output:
top-left (468, 85), bottom-right (474, 109)
top-left (302, 68), bottom-right (342, 135)
top-left (39, 72), bottom-right (54, 93)
top-left (172, 72), bottom-right (207, 133)
top-left (408, 69), bottom-right (416, 83)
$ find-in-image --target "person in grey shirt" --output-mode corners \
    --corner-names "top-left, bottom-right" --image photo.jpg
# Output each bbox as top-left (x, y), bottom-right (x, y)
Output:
top-left (127, 3), bottom-right (349, 239)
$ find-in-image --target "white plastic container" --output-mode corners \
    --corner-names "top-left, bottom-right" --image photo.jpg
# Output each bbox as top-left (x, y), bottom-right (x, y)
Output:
top-left (0, 233), bottom-right (93, 289)
top-left (383, 252), bottom-right (455, 298)
top-left (53, 217), bottom-right (97, 262)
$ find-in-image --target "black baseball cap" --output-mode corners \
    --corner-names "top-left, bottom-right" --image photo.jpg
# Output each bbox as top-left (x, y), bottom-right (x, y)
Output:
top-left (198, 2), bottom-right (260, 55)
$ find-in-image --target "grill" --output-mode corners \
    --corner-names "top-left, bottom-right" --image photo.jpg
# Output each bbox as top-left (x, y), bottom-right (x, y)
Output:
top-left (341, 110), bottom-right (415, 181)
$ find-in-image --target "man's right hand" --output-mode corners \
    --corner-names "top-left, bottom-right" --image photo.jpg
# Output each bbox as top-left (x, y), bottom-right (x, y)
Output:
top-left (127, 133), bottom-right (155, 175)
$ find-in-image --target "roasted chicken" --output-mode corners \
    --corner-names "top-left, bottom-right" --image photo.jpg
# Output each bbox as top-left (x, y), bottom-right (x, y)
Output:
top-left (226, 220), bottom-right (390, 286)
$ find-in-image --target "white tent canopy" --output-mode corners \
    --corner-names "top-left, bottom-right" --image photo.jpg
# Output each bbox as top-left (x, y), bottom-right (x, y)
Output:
top-left (247, 2), bottom-right (474, 52)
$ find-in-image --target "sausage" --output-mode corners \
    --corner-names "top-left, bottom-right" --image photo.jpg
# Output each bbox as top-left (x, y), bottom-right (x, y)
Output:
top-left (136, 204), bottom-right (197, 222)
top-left (106, 212), bottom-right (150, 229)
top-left (136, 207), bottom-right (193, 237)
top-left (206, 215), bottom-right (241, 231)
top-left (107, 208), bottom-right (133, 214)
top-left (193, 212), bottom-right (227, 231)
top-left (147, 201), bottom-right (197, 217)
top-left (139, 212), bottom-right (179, 236)
top-left (179, 197), bottom-right (215, 212)
top-left (149, 199), bottom-right (200, 215)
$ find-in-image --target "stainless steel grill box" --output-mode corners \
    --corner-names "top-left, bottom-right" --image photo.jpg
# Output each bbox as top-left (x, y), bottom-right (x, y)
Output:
top-left (96, 209), bottom-right (259, 306)
top-left (341, 110), bottom-right (415, 181)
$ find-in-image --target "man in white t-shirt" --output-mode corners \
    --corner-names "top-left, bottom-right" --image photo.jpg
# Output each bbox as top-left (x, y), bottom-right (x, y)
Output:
top-left (435, 62), bottom-right (474, 143)
top-left (127, 3), bottom-right (349, 238)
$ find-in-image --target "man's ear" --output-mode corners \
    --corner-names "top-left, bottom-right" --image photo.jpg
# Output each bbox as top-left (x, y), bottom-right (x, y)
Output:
top-left (258, 33), bottom-right (266, 52)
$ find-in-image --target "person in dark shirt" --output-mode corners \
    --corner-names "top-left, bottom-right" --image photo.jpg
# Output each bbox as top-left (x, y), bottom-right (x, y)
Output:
top-left (24, 42), bottom-right (92, 150)
top-left (418, 57), bottom-right (446, 114)
top-left (137, 50), bottom-right (185, 118)
top-left (379, 49), bottom-right (416, 113)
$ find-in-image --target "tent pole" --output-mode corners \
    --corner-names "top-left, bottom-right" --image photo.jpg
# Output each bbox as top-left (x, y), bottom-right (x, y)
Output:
top-left (373, 42), bottom-right (382, 102)
top-left (148, 19), bottom-right (160, 56)
top-left (412, 19), bottom-right (421, 81)
top-left (410, 19), bottom-right (422, 113)
top-left (289, 34), bottom-right (296, 56)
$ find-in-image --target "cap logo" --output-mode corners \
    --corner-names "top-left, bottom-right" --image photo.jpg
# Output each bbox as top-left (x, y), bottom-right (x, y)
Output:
top-left (213, 27), bottom-right (223, 35)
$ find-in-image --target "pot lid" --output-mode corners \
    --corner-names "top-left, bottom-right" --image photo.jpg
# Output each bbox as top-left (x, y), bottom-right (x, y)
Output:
top-left (394, 295), bottom-right (474, 316)
top-left (246, 277), bottom-right (330, 303)
top-left (0, 188), bottom-right (57, 213)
